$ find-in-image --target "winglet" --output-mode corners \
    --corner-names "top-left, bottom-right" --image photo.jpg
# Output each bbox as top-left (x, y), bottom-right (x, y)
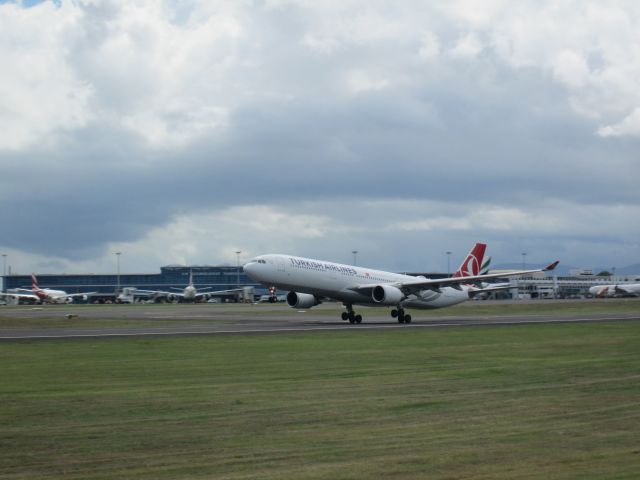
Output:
top-left (544, 261), bottom-right (560, 272)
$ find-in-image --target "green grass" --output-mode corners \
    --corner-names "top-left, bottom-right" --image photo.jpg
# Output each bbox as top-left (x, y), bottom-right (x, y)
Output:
top-left (1, 321), bottom-right (640, 479)
top-left (0, 298), bottom-right (638, 330)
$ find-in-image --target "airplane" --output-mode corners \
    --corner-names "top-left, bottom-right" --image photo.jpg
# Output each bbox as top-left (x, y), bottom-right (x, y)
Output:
top-left (243, 243), bottom-right (559, 324)
top-left (0, 273), bottom-right (96, 304)
top-left (588, 283), bottom-right (640, 298)
top-left (135, 271), bottom-right (244, 303)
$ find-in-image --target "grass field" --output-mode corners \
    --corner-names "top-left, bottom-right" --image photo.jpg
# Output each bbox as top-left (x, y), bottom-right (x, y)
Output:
top-left (1, 298), bottom-right (639, 330)
top-left (1, 321), bottom-right (640, 479)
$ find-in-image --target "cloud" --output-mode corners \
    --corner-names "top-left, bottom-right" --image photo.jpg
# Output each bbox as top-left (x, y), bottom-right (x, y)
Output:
top-left (598, 108), bottom-right (640, 137)
top-left (0, 0), bottom-right (639, 275)
top-left (448, 33), bottom-right (483, 59)
top-left (0, 1), bottom-right (91, 150)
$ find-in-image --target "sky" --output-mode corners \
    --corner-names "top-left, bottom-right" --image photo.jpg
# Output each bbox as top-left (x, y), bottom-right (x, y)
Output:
top-left (0, 0), bottom-right (639, 276)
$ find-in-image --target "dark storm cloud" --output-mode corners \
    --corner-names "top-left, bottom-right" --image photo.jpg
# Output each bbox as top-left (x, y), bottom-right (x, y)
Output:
top-left (2, 73), bottom-right (636, 262)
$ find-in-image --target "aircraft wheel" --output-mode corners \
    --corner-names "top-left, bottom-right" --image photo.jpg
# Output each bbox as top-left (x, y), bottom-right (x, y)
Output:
top-left (355, 314), bottom-right (362, 324)
top-left (391, 309), bottom-right (398, 318)
top-left (341, 311), bottom-right (349, 321)
top-left (349, 317), bottom-right (356, 324)
top-left (398, 316), bottom-right (405, 324)
top-left (404, 314), bottom-right (412, 324)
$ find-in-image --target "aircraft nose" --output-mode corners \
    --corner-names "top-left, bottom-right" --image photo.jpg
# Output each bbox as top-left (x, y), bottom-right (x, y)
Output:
top-left (243, 261), bottom-right (256, 277)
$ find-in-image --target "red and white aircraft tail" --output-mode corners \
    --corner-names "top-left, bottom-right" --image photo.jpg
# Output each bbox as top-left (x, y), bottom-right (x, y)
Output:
top-left (452, 243), bottom-right (487, 278)
top-left (31, 273), bottom-right (47, 300)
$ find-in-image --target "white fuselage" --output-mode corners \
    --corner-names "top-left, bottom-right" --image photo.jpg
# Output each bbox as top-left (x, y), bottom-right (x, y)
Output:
top-left (589, 283), bottom-right (640, 297)
top-left (34, 288), bottom-right (73, 304)
top-left (244, 254), bottom-right (472, 309)
top-left (183, 285), bottom-right (197, 300)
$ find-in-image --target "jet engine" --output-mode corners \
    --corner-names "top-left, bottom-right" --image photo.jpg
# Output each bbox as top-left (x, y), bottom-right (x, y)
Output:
top-left (286, 291), bottom-right (319, 309)
top-left (65, 297), bottom-right (74, 304)
top-left (372, 285), bottom-right (405, 305)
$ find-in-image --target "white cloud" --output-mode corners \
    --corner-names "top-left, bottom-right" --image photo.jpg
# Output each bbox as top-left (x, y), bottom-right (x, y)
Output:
top-left (417, 31), bottom-right (440, 60)
top-left (598, 107), bottom-right (640, 137)
top-left (0, 2), bottom-right (92, 150)
top-left (0, 0), bottom-right (248, 151)
top-left (448, 33), bottom-right (483, 59)
top-left (111, 200), bottom-right (640, 272)
top-left (482, 2), bottom-right (640, 135)
top-left (103, 205), bottom-right (338, 271)
top-left (3, 197), bottom-right (640, 274)
top-left (122, 105), bottom-right (229, 148)
top-left (551, 49), bottom-right (590, 88)
top-left (345, 70), bottom-right (389, 94)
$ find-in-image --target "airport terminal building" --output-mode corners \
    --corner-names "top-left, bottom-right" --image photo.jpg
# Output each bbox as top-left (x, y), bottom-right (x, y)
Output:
top-left (3, 265), bottom-right (638, 303)
top-left (3, 265), bottom-right (266, 302)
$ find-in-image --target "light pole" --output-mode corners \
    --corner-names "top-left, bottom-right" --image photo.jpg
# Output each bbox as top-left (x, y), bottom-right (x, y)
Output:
top-left (115, 252), bottom-right (122, 295)
top-left (521, 252), bottom-right (527, 270)
top-left (352, 250), bottom-right (358, 266)
top-left (1, 254), bottom-right (6, 293)
top-left (235, 250), bottom-right (241, 288)
top-left (446, 251), bottom-right (451, 276)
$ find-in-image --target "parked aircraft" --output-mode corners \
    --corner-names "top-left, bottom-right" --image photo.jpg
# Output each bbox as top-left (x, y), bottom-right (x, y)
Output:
top-left (136, 271), bottom-right (244, 303)
top-left (243, 243), bottom-right (558, 324)
top-left (0, 274), bottom-right (96, 304)
top-left (588, 283), bottom-right (640, 297)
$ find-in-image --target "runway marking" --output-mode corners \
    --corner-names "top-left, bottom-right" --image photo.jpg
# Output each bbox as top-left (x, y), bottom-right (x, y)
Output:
top-left (0, 315), bottom-right (637, 340)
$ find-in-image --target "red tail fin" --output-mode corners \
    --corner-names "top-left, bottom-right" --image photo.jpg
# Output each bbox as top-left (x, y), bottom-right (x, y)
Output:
top-left (452, 243), bottom-right (487, 278)
top-left (31, 273), bottom-right (39, 290)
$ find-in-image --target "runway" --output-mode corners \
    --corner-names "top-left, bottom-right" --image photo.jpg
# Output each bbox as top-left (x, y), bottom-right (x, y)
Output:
top-left (1, 300), bottom-right (639, 340)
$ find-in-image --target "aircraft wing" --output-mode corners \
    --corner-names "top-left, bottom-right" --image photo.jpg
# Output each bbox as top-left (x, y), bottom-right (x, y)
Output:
top-left (136, 288), bottom-right (245, 298)
top-left (168, 286), bottom-right (214, 292)
top-left (201, 288), bottom-right (246, 296)
top-left (65, 292), bottom-right (97, 298)
top-left (351, 261), bottom-right (559, 295)
top-left (468, 283), bottom-right (513, 297)
top-left (0, 292), bottom-right (40, 300)
top-left (136, 289), bottom-right (185, 298)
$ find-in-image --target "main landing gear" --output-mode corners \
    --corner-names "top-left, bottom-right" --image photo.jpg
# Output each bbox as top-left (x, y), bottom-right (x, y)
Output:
top-left (341, 304), bottom-right (362, 324)
top-left (391, 307), bottom-right (412, 324)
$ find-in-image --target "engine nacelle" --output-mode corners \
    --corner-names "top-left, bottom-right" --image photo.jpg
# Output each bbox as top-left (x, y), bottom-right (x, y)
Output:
top-left (65, 297), bottom-right (74, 304)
top-left (286, 291), bottom-right (319, 309)
top-left (372, 285), bottom-right (405, 305)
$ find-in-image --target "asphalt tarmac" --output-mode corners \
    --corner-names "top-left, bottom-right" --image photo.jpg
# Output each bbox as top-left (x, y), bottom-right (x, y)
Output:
top-left (1, 300), bottom-right (639, 340)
